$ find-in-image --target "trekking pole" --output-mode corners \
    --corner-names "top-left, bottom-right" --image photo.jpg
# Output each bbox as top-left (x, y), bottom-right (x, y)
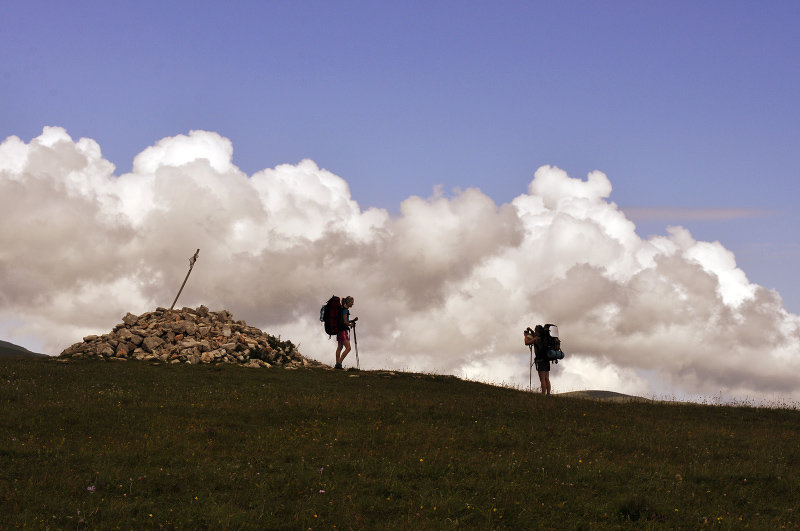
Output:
top-left (529, 344), bottom-right (533, 391)
top-left (352, 321), bottom-right (360, 370)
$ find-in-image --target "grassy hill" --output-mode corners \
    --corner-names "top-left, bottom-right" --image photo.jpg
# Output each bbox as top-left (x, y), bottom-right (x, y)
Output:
top-left (559, 390), bottom-right (652, 403)
top-left (0, 339), bottom-right (46, 359)
top-left (2, 358), bottom-right (798, 529)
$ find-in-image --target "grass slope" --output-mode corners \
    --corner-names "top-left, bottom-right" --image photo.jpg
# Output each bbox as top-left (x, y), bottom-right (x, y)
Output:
top-left (559, 390), bottom-right (651, 403)
top-left (1, 359), bottom-right (798, 529)
top-left (0, 340), bottom-right (46, 359)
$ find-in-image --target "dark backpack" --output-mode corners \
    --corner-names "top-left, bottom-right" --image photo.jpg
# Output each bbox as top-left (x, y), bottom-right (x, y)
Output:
top-left (541, 327), bottom-right (558, 352)
top-left (320, 296), bottom-right (342, 337)
top-left (542, 324), bottom-right (564, 362)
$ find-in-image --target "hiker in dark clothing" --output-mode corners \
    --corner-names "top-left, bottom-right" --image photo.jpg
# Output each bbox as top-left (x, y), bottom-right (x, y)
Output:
top-left (334, 296), bottom-right (357, 369)
top-left (532, 325), bottom-right (552, 395)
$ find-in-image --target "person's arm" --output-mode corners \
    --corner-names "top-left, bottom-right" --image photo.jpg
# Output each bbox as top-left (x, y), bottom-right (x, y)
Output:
top-left (341, 309), bottom-right (358, 329)
top-left (532, 336), bottom-right (543, 359)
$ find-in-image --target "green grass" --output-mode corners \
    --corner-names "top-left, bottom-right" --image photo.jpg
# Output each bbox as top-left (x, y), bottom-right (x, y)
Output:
top-left (2, 358), bottom-right (799, 529)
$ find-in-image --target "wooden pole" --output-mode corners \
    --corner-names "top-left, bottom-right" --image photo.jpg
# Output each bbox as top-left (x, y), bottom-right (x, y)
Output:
top-left (170, 249), bottom-right (199, 310)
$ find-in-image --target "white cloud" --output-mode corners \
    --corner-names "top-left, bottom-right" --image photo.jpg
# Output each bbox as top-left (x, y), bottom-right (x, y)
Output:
top-left (133, 130), bottom-right (234, 175)
top-left (2, 127), bottom-right (799, 404)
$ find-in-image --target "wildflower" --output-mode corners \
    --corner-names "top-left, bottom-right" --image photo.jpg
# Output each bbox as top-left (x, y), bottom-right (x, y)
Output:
top-left (87, 485), bottom-right (96, 492)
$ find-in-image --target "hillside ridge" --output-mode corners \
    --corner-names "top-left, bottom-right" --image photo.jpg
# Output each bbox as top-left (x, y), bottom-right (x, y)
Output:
top-left (0, 340), bottom-right (46, 359)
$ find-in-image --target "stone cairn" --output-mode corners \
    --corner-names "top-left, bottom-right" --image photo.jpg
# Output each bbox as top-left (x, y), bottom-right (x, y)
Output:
top-left (59, 305), bottom-right (324, 369)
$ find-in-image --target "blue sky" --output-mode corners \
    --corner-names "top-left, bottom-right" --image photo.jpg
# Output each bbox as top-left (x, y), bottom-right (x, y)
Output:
top-left (2, 1), bottom-right (799, 400)
top-left (4, 1), bottom-right (797, 315)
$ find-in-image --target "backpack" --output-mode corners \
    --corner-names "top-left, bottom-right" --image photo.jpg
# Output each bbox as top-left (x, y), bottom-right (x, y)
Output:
top-left (541, 327), bottom-right (558, 352)
top-left (542, 324), bottom-right (564, 362)
top-left (320, 296), bottom-right (342, 337)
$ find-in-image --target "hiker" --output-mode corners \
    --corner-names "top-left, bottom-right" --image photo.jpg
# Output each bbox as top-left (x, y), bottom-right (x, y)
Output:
top-left (334, 296), bottom-right (357, 370)
top-left (532, 325), bottom-right (552, 395)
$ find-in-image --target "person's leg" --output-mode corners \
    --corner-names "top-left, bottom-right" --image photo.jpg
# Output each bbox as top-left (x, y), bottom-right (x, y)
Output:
top-left (543, 372), bottom-right (551, 395)
top-left (335, 341), bottom-right (344, 365)
top-left (538, 371), bottom-right (548, 394)
top-left (339, 339), bottom-right (351, 362)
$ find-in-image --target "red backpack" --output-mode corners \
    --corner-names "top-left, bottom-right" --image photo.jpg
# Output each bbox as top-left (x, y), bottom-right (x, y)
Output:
top-left (320, 296), bottom-right (342, 337)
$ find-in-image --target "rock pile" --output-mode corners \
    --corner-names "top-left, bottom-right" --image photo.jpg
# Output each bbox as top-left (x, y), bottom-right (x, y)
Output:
top-left (59, 305), bottom-right (323, 369)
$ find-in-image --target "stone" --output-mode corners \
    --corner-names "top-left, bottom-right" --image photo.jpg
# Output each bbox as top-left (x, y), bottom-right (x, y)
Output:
top-left (94, 342), bottom-right (110, 354)
top-left (122, 312), bottom-right (139, 326)
top-left (142, 335), bottom-right (165, 353)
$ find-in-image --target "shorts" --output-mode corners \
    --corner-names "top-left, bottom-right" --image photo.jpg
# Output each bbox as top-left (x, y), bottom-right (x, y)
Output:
top-left (337, 329), bottom-right (350, 342)
top-left (534, 359), bottom-right (550, 372)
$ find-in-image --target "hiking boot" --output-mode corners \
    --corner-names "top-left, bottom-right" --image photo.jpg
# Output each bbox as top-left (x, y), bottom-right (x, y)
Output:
top-left (334, 363), bottom-right (343, 370)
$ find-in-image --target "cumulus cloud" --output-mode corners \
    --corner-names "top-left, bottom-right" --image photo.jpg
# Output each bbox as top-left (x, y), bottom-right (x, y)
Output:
top-left (2, 127), bottom-right (799, 403)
